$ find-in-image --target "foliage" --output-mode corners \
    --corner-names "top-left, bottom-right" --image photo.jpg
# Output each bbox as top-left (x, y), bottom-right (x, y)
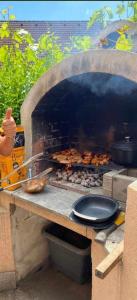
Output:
top-left (0, 6), bottom-right (94, 124)
top-left (128, 1), bottom-right (137, 21)
top-left (0, 5), bottom-right (16, 20)
top-left (115, 33), bottom-right (133, 51)
top-left (87, 1), bottom-right (137, 28)
top-left (70, 35), bottom-right (92, 51)
top-left (115, 24), bottom-right (133, 51)
top-left (87, 6), bottom-right (113, 29)
top-left (87, 1), bottom-right (137, 52)
top-left (117, 25), bottom-right (131, 35)
top-left (1, 2), bottom-right (137, 125)
top-left (115, 3), bottom-right (126, 19)
top-left (0, 19), bottom-right (70, 124)
top-left (87, 1), bottom-right (137, 29)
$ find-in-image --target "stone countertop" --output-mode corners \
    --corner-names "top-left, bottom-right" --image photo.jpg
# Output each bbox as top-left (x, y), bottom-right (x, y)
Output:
top-left (10, 184), bottom-right (103, 222)
top-left (5, 185), bottom-right (125, 246)
top-left (10, 185), bottom-right (83, 219)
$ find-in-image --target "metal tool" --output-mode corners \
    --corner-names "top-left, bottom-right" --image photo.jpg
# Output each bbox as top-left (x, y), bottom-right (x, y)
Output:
top-left (95, 211), bottom-right (125, 244)
top-left (0, 167), bottom-right (53, 192)
top-left (0, 152), bottom-right (43, 184)
top-left (28, 168), bottom-right (32, 179)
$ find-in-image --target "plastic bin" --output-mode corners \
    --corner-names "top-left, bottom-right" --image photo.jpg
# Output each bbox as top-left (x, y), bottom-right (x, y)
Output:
top-left (44, 223), bottom-right (91, 284)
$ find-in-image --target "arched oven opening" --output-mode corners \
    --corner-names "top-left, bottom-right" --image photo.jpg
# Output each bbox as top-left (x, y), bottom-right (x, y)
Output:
top-left (31, 72), bottom-right (137, 192)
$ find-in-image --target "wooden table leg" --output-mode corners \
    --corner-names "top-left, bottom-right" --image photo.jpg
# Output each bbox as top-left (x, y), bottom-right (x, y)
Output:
top-left (91, 231), bottom-right (122, 300)
top-left (0, 193), bottom-right (16, 291)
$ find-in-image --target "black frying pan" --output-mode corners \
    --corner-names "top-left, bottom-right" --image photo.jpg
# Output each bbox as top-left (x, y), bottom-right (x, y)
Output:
top-left (72, 195), bottom-right (119, 223)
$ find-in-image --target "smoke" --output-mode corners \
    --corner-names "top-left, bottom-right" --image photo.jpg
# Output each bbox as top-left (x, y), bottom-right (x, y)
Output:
top-left (67, 73), bottom-right (137, 97)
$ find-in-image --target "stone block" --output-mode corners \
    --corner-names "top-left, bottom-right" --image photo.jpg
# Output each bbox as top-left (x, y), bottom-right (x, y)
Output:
top-left (0, 272), bottom-right (16, 292)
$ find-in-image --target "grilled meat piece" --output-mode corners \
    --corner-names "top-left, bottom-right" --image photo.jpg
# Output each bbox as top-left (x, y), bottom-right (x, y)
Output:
top-left (51, 148), bottom-right (110, 167)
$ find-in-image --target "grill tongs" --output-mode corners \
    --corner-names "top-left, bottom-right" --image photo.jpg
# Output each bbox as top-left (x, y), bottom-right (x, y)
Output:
top-left (0, 152), bottom-right (53, 192)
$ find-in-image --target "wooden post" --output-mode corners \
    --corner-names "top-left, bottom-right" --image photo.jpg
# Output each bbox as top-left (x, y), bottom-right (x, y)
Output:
top-left (91, 231), bottom-right (122, 300)
top-left (121, 181), bottom-right (137, 300)
top-left (95, 241), bottom-right (124, 279)
top-left (0, 192), bottom-right (16, 291)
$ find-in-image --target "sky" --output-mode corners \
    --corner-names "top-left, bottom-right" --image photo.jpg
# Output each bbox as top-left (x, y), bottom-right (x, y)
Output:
top-left (0, 1), bottom-right (127, 21)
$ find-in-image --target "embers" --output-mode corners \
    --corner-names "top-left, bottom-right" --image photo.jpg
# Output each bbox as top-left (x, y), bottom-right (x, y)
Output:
top-left (55, 168), bottom-right (103, 188)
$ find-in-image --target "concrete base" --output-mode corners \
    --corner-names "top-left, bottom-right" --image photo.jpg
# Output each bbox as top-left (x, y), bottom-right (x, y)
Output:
top-left (0, 272), bottom-right (16, 292)
top-left (0, 266), bottom-right (91, 300)
top-left (11, 205), bottom-right (50, 282)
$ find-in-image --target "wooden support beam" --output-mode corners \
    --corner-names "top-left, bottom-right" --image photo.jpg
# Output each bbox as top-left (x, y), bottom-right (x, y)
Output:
top-left (95, 240), bottom-right (124, 279)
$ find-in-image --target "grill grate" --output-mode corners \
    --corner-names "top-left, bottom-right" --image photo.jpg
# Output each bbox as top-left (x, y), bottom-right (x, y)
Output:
top-left (43, 144), bottom-right (123, 174)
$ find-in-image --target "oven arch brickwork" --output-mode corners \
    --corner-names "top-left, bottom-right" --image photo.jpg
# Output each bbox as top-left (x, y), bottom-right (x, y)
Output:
top-left (21, 49), bottom-right (137, 158)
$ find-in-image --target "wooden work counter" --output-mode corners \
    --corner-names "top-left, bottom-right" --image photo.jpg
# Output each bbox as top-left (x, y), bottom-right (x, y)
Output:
top-left (0, 185), bottom-right (124, 298)
top-left (4, 185), bottom-right (94, 239)
top-left (0, 185), bottom-right (94, 292)
top-left (8, 185), bottom-right (124, 244)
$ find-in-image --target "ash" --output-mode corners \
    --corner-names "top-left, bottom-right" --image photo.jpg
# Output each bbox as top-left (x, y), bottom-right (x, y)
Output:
top-left (55, 168), bottom-right (103, 188)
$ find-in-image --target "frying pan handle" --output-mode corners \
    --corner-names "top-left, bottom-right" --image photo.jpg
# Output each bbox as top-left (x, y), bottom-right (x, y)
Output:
top-left (72, 209), bottom-right (98, 221)
top-left (89, 217), bottom-right (98, 221)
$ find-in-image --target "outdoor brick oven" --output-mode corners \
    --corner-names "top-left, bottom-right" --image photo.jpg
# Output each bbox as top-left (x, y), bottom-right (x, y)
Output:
top-left (21, 49), bottom-right (137, 207)
top-left (1, 49), bottom-right (137, 298)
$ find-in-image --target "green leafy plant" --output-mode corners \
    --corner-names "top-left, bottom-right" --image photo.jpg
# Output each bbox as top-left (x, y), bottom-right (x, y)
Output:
top-left (1, 2), bottom-right (137, 126)
top-left (87, 6), bottom-right (113, 29)
top-left (115, 33), bottom-right (133, 51)
top-left (115, 3), bottom-right (126, 19)
top-left (0, 6), bottom-right (98, 125)
top-left (87, 1), bottom-right (137, 52)
top-left (128, 1), bottom-right (137, 21)
top-left (0, 6), bottom-right (16, 20)
top-left (70, 35), bottom-right (92, 51)
top-left (87, 1), bottom-right (137, 29)
top-left (0, 18), bottom-right (70, 124)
